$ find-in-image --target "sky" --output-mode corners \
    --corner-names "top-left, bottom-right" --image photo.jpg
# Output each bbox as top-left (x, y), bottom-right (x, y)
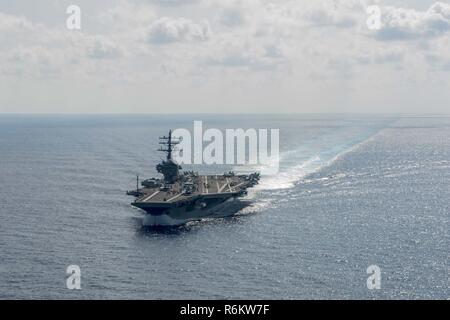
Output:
top-left (0, 0), bottom-right (449, 114)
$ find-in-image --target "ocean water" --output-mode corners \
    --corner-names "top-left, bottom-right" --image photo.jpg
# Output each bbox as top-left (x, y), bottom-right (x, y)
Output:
top-left (0, 114), bottom-right (448, 299)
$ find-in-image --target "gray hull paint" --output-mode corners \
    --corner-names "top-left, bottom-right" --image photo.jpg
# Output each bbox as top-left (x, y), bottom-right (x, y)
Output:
top-left (140, 197), bottom-right (250, 226)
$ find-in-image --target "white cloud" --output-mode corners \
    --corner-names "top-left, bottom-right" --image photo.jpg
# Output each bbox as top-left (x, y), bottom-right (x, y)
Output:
top-left (0, 11), bottom-right (34, 31)
top-left (146, 17), bottom-right (212, 44)
top-left (150, 0), bottom-right (201, 6)
top-left (98, 1), bottom-right (156, 30)
top-left (86, 36), bottom-right (124, 59)
top-left (1, 0), bottom-right (450, 113)
top-left (303, 0), bottom-right (364, 28)
top-left (376, 2), bottom-right (450, 40)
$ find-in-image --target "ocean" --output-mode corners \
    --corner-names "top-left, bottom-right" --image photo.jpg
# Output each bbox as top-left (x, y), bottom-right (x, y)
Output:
top-left (0, 114), bottom-right (448, 299)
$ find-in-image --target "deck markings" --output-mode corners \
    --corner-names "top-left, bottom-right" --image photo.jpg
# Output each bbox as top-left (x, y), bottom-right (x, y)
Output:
top-left (218, 182), bottom-right (227, 193)
top-left (232, 182), bottom-right (245, 191)
top-left (226, 178), bottom-right (232, 192)
top-left (167, 193), bottom-right (182, 202)
top-left (142, 191), bottom-right (160, 202)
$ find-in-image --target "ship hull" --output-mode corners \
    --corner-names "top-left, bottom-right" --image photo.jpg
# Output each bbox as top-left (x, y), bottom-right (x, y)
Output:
top-left (138, 197), bottom-right (251, 227)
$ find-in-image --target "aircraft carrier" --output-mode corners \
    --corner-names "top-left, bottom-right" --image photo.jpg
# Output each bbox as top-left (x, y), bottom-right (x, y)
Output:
top-left (127, 130), bottom-right (260, 226)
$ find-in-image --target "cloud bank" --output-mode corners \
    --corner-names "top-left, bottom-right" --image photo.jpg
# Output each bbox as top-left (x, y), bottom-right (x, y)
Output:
top-left (0, 0), bottom-right (449, 113)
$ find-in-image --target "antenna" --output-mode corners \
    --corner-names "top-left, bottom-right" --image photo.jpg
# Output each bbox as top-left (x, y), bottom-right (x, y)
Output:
top-left (158, 129), bottom-right (182, 160)
top-left (136, 174), bottom-right (139, 192)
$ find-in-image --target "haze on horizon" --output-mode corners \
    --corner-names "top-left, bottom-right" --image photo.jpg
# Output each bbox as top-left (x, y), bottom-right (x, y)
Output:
top-left (0, 0), bottom-right (449, 114)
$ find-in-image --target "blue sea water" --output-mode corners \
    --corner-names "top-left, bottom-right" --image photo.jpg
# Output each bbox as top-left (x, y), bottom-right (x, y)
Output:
top-left (0, 114), bottom-right (448, 299)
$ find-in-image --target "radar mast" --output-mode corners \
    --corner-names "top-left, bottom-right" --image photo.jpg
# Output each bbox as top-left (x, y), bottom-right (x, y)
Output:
top-left (158, 129), bottom-right (182, 161)
top-left (156, 130), bottom-right (182, 183)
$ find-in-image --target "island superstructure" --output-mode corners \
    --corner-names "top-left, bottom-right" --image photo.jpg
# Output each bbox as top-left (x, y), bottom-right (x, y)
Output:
top-left (127, 130), bottom-right (260, 226)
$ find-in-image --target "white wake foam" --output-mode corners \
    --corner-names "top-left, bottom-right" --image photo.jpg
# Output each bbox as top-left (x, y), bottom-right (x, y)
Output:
top-left (241, 133), bottom-right (380, 191)
top-left (253, 156), bottom-right (324, 190)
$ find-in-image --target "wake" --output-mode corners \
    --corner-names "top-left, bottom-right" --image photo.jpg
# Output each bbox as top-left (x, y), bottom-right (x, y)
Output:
top-left (240, 129), bottom-right (384, 192)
